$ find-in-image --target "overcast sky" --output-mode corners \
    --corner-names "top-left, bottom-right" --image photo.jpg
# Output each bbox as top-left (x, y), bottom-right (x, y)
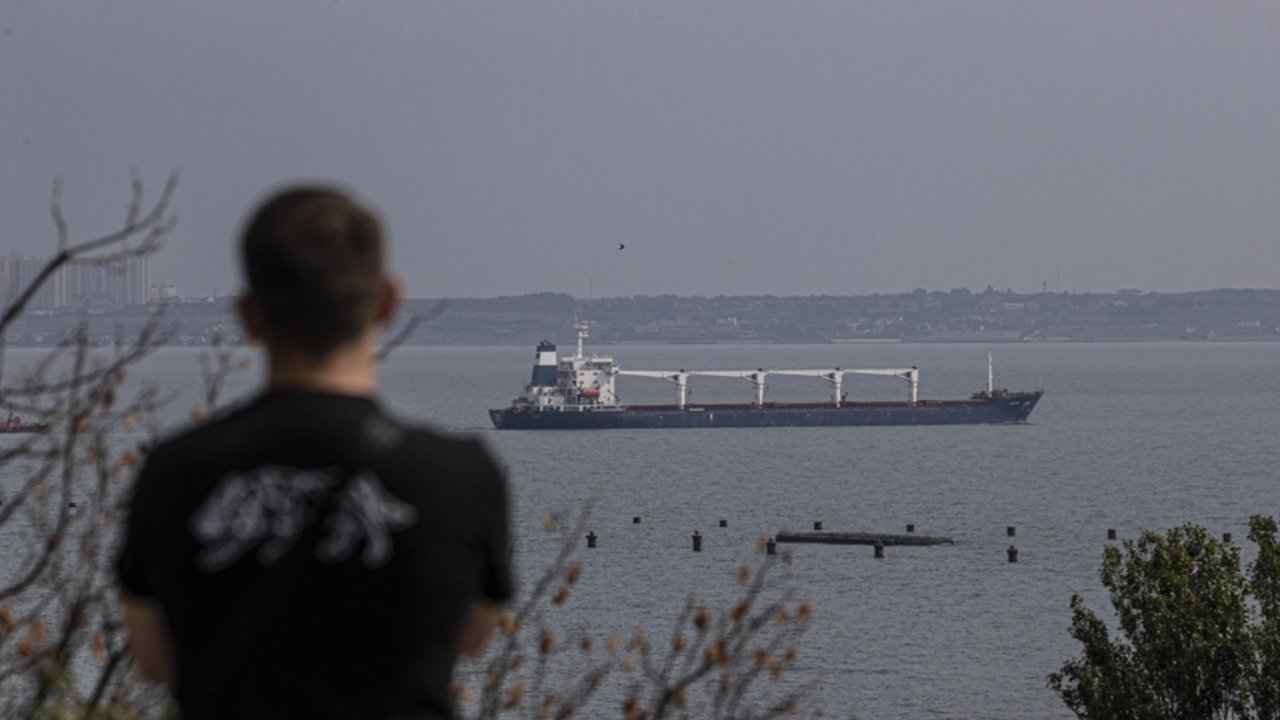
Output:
top-left (3, 2), bottom-right (1278, 299)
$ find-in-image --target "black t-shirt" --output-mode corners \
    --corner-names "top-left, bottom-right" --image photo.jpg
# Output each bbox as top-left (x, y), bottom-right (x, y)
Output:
top-left (117, 388), bottom-right (513, 720)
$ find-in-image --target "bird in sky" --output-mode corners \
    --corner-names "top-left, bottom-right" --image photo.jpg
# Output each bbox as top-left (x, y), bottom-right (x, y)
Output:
top-left (618, 243), bottom-right (625, 250)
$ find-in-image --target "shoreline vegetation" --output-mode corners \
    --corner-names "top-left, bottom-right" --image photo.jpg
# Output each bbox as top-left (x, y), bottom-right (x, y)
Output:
top-left (13, 287), bottom-right (1280, 347)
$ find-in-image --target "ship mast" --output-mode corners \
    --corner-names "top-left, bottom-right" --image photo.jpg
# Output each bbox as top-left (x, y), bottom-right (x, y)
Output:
top-left (987, 349), bottom-right (994, 396)
top-left (575, 320), bottom-right (589, 360)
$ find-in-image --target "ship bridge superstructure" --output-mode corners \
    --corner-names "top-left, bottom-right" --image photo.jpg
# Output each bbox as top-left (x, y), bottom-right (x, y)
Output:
top-left (516, 321), bottom-right (618, 407)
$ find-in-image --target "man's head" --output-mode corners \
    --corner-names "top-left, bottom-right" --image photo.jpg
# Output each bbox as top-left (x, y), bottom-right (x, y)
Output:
top-left (239, 186), bottom-right (394, 358)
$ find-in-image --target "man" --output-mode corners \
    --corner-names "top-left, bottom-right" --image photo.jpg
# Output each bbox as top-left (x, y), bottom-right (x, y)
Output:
top-left (117, 187), bottom-right (512, 719)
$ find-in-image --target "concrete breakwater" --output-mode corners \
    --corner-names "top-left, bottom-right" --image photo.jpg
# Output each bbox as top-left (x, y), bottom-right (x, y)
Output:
top-left (776, 531), bottom-right (954, 547)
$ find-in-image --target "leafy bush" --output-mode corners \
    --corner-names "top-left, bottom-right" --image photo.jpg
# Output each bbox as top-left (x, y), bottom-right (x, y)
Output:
top-left (1050, 516), bottom-right (1280, 720)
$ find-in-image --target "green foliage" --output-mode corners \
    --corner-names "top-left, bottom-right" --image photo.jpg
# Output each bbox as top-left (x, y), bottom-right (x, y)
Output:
top-left (1248, 517), bottom-right (1280, 720)
top-left (1050, 517), bottom-right (1280, 720)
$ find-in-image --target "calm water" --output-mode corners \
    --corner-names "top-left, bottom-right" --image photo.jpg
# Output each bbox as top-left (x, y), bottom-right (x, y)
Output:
top-left (6, 342), bottom-right (1278, 718)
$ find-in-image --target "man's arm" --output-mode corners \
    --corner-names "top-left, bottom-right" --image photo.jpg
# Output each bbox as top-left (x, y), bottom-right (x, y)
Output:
top-left (458, 440), bottom-right (513, 658)
top-left (457, 600), bottom-right (504, 656)
top-left (120, 592), bottom-right (177, 685)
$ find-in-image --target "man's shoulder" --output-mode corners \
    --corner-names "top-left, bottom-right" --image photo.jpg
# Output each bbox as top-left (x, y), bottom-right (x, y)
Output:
top-left (386, 423), bottom-right (503, 478)
top-left (143, 397), bottom-right (263, 466)
top-left (141, 392), bottom-right (502, 491)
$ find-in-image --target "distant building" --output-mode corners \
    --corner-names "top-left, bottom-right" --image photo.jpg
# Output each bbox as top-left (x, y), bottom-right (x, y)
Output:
top-left (102, 256), bottom-right (150, 306)
top-left (150, 284), bottom-right (178, 301)
top-left (3, 254), bottom-right (150, 309)
top-left (7, 255), bottom-right (68, 310)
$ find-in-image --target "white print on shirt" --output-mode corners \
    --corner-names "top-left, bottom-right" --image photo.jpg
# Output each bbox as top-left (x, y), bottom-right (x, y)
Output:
top-left (189, 466), bottom-right (416, 572)
top-left (316, 472), bottom-right (418, 568)
top-left (190, 465), bottom-right (335, 571)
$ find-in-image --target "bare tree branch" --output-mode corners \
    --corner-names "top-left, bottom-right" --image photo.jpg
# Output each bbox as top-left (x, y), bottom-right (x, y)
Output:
top-left (0, 171), bottom-right (177, 335)
top-left (374, 300), bottom-right (449, 362)
top-left (0, 174), bottom-right (177, 719)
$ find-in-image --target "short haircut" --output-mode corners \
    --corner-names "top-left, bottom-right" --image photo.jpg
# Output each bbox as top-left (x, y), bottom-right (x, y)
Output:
top-left (240, 187), bottom-right (385, 357)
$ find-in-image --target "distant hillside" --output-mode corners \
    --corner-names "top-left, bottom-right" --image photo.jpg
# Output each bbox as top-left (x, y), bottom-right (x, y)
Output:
top-left (399, 288), bottom-right (1280, 345)
top-left (9, 289), bottom-right (1280, 346)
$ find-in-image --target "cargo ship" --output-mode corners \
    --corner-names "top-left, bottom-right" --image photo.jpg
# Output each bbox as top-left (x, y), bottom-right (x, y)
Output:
top-left (489, 323), bottom-right (1043, 430)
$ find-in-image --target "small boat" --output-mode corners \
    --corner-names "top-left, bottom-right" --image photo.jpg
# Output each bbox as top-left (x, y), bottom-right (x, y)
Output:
top-left (0, 413), bottom-right (48, 434)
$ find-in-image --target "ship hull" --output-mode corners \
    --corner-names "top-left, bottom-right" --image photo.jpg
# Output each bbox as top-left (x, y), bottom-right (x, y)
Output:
top-left (490, 393), bottom-right (1042, 429)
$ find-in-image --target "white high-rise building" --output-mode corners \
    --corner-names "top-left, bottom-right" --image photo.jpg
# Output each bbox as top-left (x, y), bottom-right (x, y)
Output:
top-left (68, 256), bottom-right (150, 306)
top-left (9, 255), bottom-right (68, 310)
top-left (5, 254), bottom-right (151, 309)
top-left (0, 259), bottom-right (10, 308)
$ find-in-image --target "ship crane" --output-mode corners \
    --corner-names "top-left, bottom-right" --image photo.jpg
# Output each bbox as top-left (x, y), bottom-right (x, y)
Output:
top-left (614, 369), bottom-right (695, 409)
top-left (697, 370), bottom-right (770, 406)
top-left (770, 369), bottom-right (846, 406)
top-left (847, 368), bottom-right (919, 405)
top-left (771, 368), bottom-right (920, 405)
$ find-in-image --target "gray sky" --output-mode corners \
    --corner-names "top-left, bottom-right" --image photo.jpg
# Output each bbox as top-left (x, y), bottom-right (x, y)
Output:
top-left (3, 2), bottom-right (1278, 299)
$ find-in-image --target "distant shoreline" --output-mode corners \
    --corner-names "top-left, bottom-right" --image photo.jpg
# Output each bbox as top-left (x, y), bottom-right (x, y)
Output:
top-left (10, 337), bottom-right (1280, 350)
top-left (9, 288), bottom-right (1280, 346)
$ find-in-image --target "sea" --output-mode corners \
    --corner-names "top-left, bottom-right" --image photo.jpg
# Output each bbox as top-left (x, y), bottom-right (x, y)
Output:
top-left (4, 341), bottom-right (1279, 719)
